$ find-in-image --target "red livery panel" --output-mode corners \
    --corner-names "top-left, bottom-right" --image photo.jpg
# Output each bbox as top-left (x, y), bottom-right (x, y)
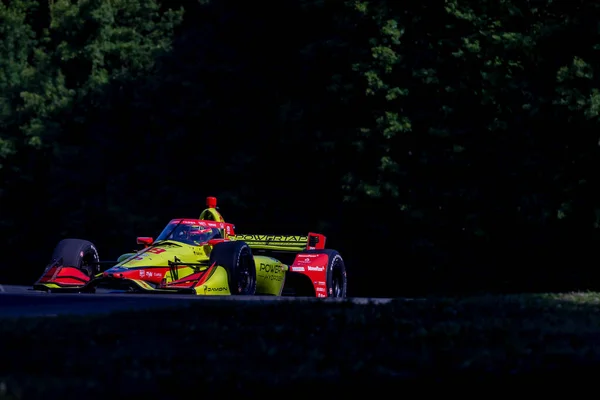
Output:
top-left (37, 265), bottom-right (91, 286)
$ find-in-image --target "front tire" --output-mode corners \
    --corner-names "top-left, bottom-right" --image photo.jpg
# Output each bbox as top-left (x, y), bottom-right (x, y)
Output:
top-left (209, 241), bottom-right (257, 295)
top-left (49, 238), bottom-right (100, 278)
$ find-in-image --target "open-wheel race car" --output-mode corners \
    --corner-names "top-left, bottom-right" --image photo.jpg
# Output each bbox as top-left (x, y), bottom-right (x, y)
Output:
top-left (33, 197), bottom-right (347, 298)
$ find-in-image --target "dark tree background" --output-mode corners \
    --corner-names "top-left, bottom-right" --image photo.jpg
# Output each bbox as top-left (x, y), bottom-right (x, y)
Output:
top-left (2, 0), bottom-right (600, 297)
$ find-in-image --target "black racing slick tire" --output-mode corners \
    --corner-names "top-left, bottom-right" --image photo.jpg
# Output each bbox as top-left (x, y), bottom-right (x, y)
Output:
top-left (303, 249), bottom-right (347, 298)
top-left (209, 241), bottom-right (257, 295)
top-left (50, 238), bottom-right (100, 278)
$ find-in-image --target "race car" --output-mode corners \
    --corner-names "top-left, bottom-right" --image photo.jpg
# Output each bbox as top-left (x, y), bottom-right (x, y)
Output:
top-left (33, 197), bottom-right (347, 298)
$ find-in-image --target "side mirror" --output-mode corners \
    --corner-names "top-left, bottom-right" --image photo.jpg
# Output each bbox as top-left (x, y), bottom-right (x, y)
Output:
top-left (136, 237), bottom-right (154, 246)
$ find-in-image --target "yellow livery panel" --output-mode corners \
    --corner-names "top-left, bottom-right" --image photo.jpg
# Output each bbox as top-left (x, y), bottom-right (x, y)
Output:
top-left (254, 255), bottom-right (286, 295)
top-left (194, 265), bottom-right (231, 295)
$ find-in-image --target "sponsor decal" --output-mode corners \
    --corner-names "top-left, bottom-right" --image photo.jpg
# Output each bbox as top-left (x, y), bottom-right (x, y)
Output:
top-left (307, 266), bottom-right (324, 272)
top-left (259, 263), bottom-right (282, 273)
top-left (317, 293), bottom-right (326, 298)
top-left (205, 286), bottom-right (227, 292)
top-left (316, 287), bottom-right (326, 293)
top-left (291, 266), bottom-right (305, 272)
top-left (178, 220), bottom-right (205, 225)
top-left (138, 269), bottom-right (162, 278)
top-left (237, 235), bottom-right (307, 246)
top-left (147, 247), bottom-right (166, 255)
top-left (258, 274), bottom-right (283, 282)
top-left (240, 235), bottom-right (307, 242)
top-left (296, 254), bottom-right (325, 264)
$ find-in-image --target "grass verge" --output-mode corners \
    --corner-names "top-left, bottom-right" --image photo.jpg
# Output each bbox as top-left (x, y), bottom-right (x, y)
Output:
top-left (2, 292), bottom-right (600, 398)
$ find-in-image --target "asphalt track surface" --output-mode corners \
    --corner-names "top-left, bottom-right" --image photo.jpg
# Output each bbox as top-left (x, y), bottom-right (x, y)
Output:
top-left (0, 284), bottom-right (394, 318)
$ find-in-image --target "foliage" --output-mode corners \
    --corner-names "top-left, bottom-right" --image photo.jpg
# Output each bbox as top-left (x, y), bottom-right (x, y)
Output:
top-left (2, 0), bottom-right (600, 296)
top-left (0, 0), bottom-right (183, 168)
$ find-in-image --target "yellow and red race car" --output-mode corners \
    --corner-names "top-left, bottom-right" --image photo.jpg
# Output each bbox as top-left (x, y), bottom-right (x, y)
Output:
top-left (33, 197), bottom-right (347, 298)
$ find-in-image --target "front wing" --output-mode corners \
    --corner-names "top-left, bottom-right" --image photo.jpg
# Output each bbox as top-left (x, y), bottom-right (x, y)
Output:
top-left (33, 263), bottom-right (232, 295)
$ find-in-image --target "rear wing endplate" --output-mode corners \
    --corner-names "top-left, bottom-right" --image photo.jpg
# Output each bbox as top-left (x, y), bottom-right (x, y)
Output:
top-left (233, 232), bottom-right (326, 252)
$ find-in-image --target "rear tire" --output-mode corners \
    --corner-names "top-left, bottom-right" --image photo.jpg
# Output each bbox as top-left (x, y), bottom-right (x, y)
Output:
top-left (302, 249), bottom-right (347, 298)
top-left (209, 241), bottom-right (257, 295)
top-left (50, 238), bottom-right (100, 278)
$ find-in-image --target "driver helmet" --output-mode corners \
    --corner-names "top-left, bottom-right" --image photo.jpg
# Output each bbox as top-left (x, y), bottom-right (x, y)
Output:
top-left (189, 226), bottom-right (214, 244)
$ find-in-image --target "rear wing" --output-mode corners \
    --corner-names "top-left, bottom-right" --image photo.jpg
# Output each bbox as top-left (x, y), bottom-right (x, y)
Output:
top-left (233, 232), bottom-right (326, 252)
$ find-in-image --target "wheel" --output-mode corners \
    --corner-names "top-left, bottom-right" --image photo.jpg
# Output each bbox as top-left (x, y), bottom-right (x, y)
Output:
top-left (303, 249), bottom-right (347, 298)
top-left (209, 241), bottom-right (257, 295)
top-left (50, 238), bottom-right (100, 278)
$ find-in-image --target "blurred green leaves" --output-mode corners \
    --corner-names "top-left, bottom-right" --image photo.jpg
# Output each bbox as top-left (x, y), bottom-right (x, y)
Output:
top-left (0, 0), bottom-right (183, 171)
